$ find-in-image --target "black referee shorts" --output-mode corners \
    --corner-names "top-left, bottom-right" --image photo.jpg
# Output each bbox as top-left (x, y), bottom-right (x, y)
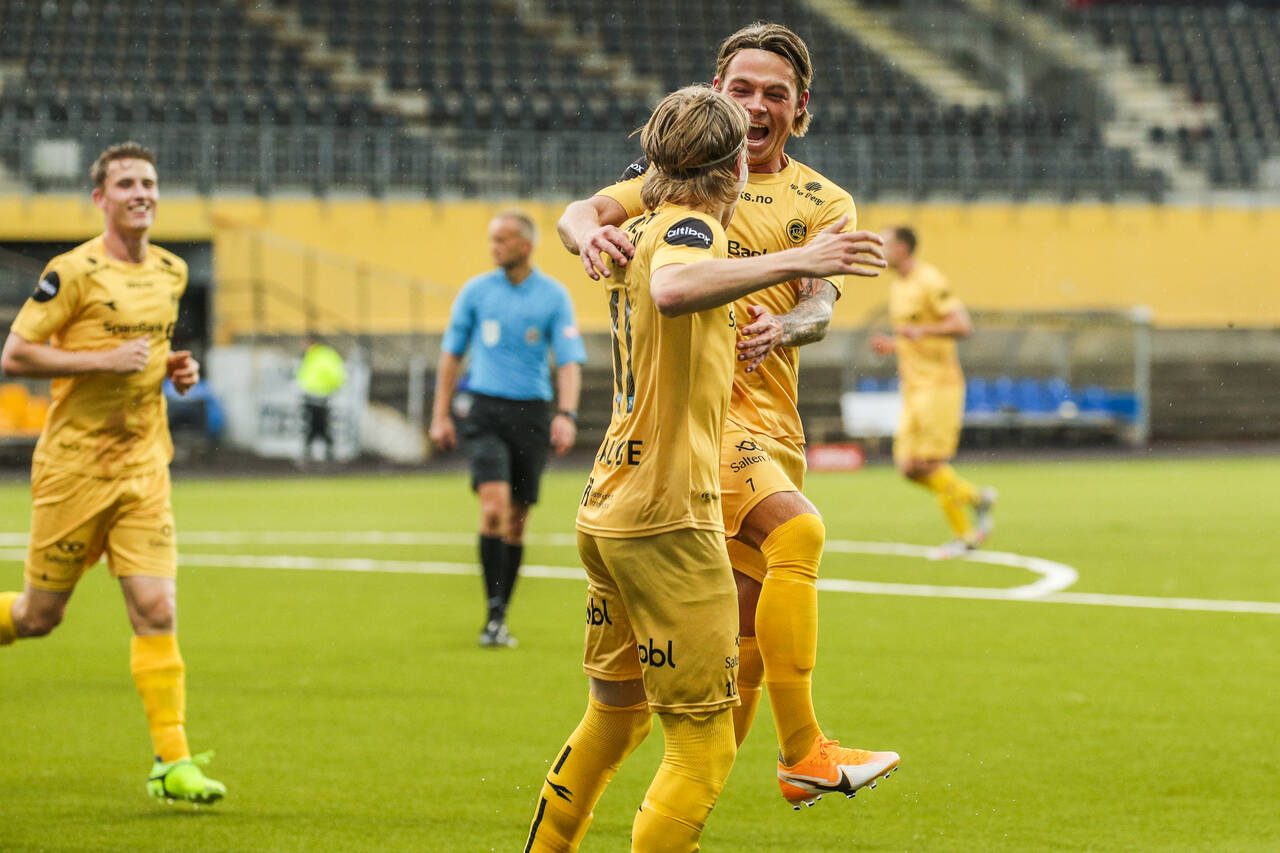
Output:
top-left (460, 393), bottom-right (552, 505)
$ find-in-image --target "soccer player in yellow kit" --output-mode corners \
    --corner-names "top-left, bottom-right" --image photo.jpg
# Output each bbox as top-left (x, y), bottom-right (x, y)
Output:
top-left (558, 23), bottom-right (900, 808)
top-left (870, 225), bottom-right (996, 559)
top-left (0, 143), bottom-right (225, 805)
top-left (525, 86), bottom-right (879, 852)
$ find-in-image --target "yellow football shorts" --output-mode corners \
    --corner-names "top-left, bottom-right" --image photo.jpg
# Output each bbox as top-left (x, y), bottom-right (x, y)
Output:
top-left (893, 382), bottom-right (965, 465)
top-left (720, 420), bottom-right (807, 582)
top-left (24, 462), bottom-right (177, 592)
top-left (579, 528), bottom-right (740, 714)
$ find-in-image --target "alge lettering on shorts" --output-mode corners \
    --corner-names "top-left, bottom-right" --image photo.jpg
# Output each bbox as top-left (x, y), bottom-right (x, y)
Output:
top-left (586, 596), bottom-right (613, 626)
top-left (595, 437), bottom-right (643, 467)
top-left (637, 637), bottom-right (676, 669)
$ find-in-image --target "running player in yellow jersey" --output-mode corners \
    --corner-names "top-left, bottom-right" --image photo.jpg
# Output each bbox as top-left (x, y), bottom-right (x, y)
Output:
top-left (870, 225), bottom-right (996, 559)
top-left (557, 23), bottom-right (900, 808)
top-left (525, 86), bottom-right (879, 852)
top-left (0, 142), bottom-right (225, 805)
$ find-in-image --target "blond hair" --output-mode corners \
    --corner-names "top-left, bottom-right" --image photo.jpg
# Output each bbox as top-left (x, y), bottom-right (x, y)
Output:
top-left (90, 141), bottom-right (156, 188)
top-left (715, 22), bottom-right (813, 137)
top-left (639, 85), bottom-right (748, 211)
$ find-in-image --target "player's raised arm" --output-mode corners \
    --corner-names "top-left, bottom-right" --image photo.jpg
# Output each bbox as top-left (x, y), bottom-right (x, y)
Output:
top-left (650, 217), bottom-right (884, 316)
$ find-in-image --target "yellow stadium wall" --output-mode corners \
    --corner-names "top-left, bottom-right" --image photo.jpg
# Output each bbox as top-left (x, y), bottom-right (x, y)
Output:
top-left (0, 195), bottom-right (1273, 331)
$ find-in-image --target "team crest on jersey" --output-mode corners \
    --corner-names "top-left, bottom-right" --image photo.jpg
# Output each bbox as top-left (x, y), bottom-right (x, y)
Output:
top-left (32, 270), bottom-right (60, 302)
top-left (664, 218), bottom-right (714, 250)
top-left (525, 327), bottom-right (541, 344)
top-left (786, 219), bottom-right (807, 244)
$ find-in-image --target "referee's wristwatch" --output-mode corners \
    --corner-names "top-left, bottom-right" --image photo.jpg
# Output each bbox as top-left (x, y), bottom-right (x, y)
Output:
top-left (556, 409), bottom-right (578, 422)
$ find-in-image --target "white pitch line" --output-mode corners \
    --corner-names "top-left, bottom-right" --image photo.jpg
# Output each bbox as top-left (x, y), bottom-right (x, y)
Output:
top-left (2, 534), bottom-right (1277, 615)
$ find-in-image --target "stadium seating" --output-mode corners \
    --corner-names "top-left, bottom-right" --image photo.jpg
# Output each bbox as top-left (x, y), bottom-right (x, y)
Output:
top-left (0, 0), bottom-right (1172, 198)
top-left (1073, 1), bottom-right (1280, 188)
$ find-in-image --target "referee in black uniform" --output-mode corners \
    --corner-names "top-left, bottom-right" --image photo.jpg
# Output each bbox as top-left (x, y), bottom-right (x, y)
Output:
top-left (430, 211), bottom-right (587, 647)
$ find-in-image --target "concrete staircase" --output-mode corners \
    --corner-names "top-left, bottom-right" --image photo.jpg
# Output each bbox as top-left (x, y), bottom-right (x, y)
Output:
top-left (803, 0), bottom-right (1004, 109)
top-left (957, 0), bottom-right (1218, 194)
top-left (236, 1), bottom-right (428, 120)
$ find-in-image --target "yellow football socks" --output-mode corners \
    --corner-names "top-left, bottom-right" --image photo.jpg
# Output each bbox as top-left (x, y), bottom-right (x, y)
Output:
top-left (525, 697), bottom-right (652, 853)
top-left (922, 465), bottom-right (980, 540)
top-left (0, 591), bottom-right (18, 645)
top-left (129, 633), bottom-right (189, 763)
top-left (631, 709), bottom-right (736, 852)
top-left (755, 512), bottom-right (825, 766)
top-left (731, 634), bottom-right (764, 747)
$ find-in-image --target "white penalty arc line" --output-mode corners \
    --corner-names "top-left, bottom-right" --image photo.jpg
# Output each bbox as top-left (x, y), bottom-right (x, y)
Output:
top-left (1, 533), bottom-right (1277, 616)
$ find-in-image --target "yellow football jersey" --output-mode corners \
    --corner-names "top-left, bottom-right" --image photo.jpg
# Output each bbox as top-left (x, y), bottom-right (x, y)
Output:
top-left (11, 235), bottom-right (187, 477)
top-left (576, 203), bottom-right (737, 538)
top-left (598, 156), bottom-right (857, 443)
top-left (888, 260), bottom-right (964, 389)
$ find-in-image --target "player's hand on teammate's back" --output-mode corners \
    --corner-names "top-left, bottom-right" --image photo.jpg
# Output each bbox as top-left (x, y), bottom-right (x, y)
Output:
top-left (737, 305), bottom-right (783, 373)
top-left (104, 335), bottom-right (151, 373)
top-left (578, 225), bottom-right (635, 281)
top-left (166, 350), bottom-right (200, 394)
top-left (429, 416), bottom-right (457, 451)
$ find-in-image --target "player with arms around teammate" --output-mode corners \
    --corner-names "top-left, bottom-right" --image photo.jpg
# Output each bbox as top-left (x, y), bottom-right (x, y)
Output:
top-left (0, 142), bottom-right (224, 805)
top-left (430, 211), bottom-right (586, 648)
top-left (870, 225), bottom-right (995, 559)
top-left (525, 86), bottom-right (875, 852)
top-left (558, 22), bottom-right (899, 807)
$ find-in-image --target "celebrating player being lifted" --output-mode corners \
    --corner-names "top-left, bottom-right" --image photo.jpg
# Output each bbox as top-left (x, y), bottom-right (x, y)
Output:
top-left (0, 143), bottom-right (224, 805)
top-left (558, 22), bottom-right (900, 807)
top-left (525, 85), bottom-right (877, 852)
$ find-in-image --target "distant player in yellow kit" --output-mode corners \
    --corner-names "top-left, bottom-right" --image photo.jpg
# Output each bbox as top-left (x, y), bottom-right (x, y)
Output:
top-left (558, 23), bottom-right (899, 808)
top-left (0, 142), bottom-right (225, 804)
top-left (870, 225), bottom-right (996, 559)
top-left (525, 86), bottom-right (878, 852)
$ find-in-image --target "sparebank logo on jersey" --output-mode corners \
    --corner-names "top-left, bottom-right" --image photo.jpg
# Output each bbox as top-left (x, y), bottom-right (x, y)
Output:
top-left (638, 637), bottom-right (677, 669)
top-left (32, 271), bottom-right (60, 302)
top-left (103, 320), bottom-right (174, 339)
top-left (663, 218), bottom-right (714, 250)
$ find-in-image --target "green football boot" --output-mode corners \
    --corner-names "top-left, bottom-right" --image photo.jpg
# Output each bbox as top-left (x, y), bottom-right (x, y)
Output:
top-left (147, 750), bottom-right (226, 805)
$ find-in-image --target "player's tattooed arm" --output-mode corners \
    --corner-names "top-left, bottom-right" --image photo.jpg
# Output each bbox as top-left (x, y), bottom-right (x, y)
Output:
top-left (780, 278), bottom-right (838, 347)
top-left (735, 279), bottom-right (838, 372)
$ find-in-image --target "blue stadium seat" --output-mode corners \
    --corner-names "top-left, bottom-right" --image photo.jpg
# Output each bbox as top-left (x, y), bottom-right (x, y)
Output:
top-left (1106, 391), bottom-right (1140, 423)
top-left (1079, 385), bottom-right (1110, 415)
top-left (1017, 378), bottom-right (1054, 415)
top-left (965, 377), bottom-right (995, 414)
top-left (856, 377), bottom-right (881, 393)
top-left (993, 375), bottom-right (1017, 412)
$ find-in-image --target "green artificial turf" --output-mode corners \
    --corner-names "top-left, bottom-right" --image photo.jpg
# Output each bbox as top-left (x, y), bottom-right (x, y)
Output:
top-left (1, 456), bottom-right (1276, 851)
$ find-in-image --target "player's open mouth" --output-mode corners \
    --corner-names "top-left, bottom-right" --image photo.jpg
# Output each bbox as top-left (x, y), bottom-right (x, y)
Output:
top-left (748, 124), bottom-right (769, 142)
